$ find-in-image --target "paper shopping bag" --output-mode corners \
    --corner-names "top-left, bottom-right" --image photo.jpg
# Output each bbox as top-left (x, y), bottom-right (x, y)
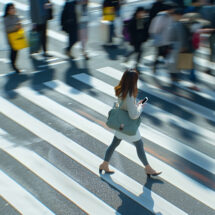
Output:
top-left (8, 28), bottom-right (28, 50)
top-left (177, 53), bottom-right (193, 70)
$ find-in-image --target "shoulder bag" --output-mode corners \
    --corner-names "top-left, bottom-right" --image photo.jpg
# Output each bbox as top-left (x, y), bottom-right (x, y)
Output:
top-left (106, 102), bottom-right (141, 136)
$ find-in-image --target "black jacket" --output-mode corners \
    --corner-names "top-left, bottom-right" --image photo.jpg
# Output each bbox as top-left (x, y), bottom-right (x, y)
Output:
top-left (129, 17), bottom-right (150, 46)
top-left (61, 0), bottom-right (78, 33)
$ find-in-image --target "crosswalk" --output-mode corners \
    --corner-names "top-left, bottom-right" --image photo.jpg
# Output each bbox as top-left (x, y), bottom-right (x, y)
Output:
top-left (0, 0), bottom-right (215, 214)
top-left (0, 64), bottom-right (215, 215)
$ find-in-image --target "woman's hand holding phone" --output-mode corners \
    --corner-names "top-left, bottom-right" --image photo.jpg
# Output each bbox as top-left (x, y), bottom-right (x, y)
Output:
top-left (138, 97), bottom-right (148, 108)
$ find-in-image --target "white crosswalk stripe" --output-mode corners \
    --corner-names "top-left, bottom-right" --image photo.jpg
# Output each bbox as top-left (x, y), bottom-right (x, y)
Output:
top-left (0, 96), bottom-right (187, 215)
top-left (0, 66), bottom-right (214, 214)
top-left (0, 0), bottom-right (215, 214)
top-left (72, 72), bottom-right (215, 147)
top-left (0, 169), bottom-right (54, 215)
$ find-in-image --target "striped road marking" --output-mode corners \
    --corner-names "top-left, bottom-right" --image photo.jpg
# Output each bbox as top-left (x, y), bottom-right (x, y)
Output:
top-left (0, 138), bottom-right (120, 215)
top-left (43, 80), bottom-right (215, 175)
top-left (0, 97), bottom-right (187, 215)
top-left (0, 169), bottom-right (54, 215)
top-left (72, 72), bottom-right (215, 147)
top-left (5, 88), bottom-right (215, 210)
top-left (98, 66), bottom-right (215, 122)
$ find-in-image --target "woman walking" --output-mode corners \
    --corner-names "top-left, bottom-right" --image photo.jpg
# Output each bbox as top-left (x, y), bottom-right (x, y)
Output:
top-left (99, 70), bottom-right (162, 177)
top-left (3, 3), bottom-right (22, 73)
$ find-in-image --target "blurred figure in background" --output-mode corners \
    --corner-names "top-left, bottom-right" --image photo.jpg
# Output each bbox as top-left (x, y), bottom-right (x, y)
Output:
top-left (178, 14), bottom-right (202, 90)
top-left (165, 8), bottom-right (184, 82)
top-left (102, 0), bottom-right (117, 45)
top-left (3, 3), bottom-right (22, 73)
top-left (199, 0), bottom-right (215, 75)
top-left (61, 0), bottom-right (78, 59)
top-left (124, 7), bottom-right (150, 72)
top-left (149, 2), bottom-right (177, 73)
top-left (76, 0), bottom-right (90, 60)
top-left (29, 0), bottom-right (53, 57)
top-left (148, 0), bottom-right (166, 24)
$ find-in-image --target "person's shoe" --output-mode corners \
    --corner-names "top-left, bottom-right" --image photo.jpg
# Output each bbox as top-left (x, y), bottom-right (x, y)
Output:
top-left (65, 49), bottom-right (74, 59)
top-left (13, 67), bottom-right (20, 73)
top-left (84, 53), bottom-right (90, 60)
top-left (43, 53), bottom-right (53, 58)
top-left (145, 165), bottom-right (162, 178)
top-left (99, 161), bottom-right (115, 174)
top-left (188, 85), bottom-right (200, 91)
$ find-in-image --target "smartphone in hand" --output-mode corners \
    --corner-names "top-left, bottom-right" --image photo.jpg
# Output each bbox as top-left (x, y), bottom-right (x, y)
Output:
top-left (142, 97), bottom-right (148, 104)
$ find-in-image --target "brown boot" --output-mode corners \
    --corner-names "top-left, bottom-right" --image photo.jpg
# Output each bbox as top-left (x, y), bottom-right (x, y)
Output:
top-left (145, 165), bottom-right (162, 178)
top-left (99, 161), bottom-right (114, 174)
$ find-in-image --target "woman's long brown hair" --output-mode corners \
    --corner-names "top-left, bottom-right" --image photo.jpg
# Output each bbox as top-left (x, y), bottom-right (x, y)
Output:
top-left (114, 70), bottom-right (138, 100)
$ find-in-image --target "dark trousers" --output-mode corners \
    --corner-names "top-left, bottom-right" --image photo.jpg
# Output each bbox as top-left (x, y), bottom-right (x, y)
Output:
top-left (10, 47), bottom-right (18, 71)
top-left (109, 21), bottom-right (114, 43)
top-left (36, 23), bottom-right (47, 53)
top-left (209, 32), bottom-right (215, 62)
top-left (67, 30), bottom-right (78, 51)
top-left (104, 136), bottom-right (149, 166)
top-left (126, 42), bottom-right (143, 66)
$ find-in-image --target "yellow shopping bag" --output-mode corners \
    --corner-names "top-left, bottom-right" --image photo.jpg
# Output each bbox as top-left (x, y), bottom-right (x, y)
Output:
top-left (103, 7), bottom-right (115, 21)
top-left (8, 28), bottom-right (28, 50)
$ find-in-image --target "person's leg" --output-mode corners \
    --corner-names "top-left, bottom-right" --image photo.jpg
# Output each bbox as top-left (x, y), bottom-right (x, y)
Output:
top-left (136, 45), bottom-right (143, 68)
top-left (104, 136), bottom-right (121, 162)
top-left (10, 48), bottom-right (19, 73)
top-left (124, 49), bottom-right (135, 62)
top-left (133, 139), bottom-right (149, 166)
top-left (153, 46), bottom-right (159, 73)
top-left (133, 139), bottom-right (162, 177)
top-left (205, 33), bottom-right (215, 75)
top-left (80, 27), bottom-right (89, 59)
top-left (65, 31), bottom-right (76, 58)
top-left (108, 21), bottom-right (114, 43)
top-left (41, 22), bottom-right (47, 53)
top-left (99, 136), bottom-right (121, 174)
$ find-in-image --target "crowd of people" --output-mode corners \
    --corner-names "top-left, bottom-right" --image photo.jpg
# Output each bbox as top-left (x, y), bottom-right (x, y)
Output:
top-left (2, 0), bottom-right (215, 91)
top-left (3, 0), bottom-right (89, 74)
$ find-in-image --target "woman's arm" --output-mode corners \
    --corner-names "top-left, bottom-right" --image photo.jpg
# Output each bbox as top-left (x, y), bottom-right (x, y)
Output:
top-left (126, 95), bottom-right (143, 119)
top-left (4, 16), bottom-right (21, 33)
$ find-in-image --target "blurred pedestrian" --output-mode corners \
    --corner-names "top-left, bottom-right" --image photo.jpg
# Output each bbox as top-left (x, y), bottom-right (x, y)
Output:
top-left (99, 69), bottom-right (162, 177)
top-left (199, 0), bottom-right (215, 75)
top-left (3, 3), bottom-right (22, 73)
top-left (124, 7), bottom-right (150, 71)
top-left (102, 0), bottom-right (117, 45)
top-left (165, 8), bottom-right (184, 82)
top-left (76, 0), bottom-right (89, 60)
top-left (149, 2), bottom-right (177, 73)
top-left (61, 0), bottom-right (78, 59)
top-left (178, 16), bottom-right (201, 90)
top-left (29, 0), bottom-right (53, 57)
top-left (148, 0), bottom-right (166, 24)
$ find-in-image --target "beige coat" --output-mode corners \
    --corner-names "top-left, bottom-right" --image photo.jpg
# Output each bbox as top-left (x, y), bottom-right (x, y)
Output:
top-left (114, 94), bottom-right (143, 142)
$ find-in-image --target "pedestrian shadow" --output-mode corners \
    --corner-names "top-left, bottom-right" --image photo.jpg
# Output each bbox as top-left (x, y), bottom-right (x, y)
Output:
top-left (102, 45), bottom-right (128, 61)
top-left (65, 59), bottom-right (98, 97)
top-left (3, 72), bottom-right (29, 99)
top-left (100, 173), bottom-right (164, 215)
top-left (30, 55), bottom-right (54, 91)
top-left (139, 177), bottom-right (164, 215)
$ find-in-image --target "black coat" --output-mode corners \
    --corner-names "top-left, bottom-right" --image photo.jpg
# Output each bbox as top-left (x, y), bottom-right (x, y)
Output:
top-left (61, 0), bottom-right (78, 34)
top-left (149, 0), bottom-right (166, 23)
top-left (129, 17), bottom-right (150, 46)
